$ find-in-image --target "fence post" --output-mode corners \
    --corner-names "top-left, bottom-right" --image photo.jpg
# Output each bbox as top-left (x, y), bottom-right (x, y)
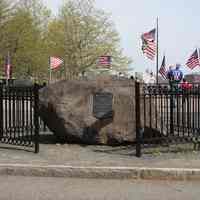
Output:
top-left (135, 81), bottom-right (142, 157)
top-left (34, 84), bottom-right (39, 153)
top-left (0, 86), bottom-right (3, 139)
top-left (170, 89), bottom-right (174, 135)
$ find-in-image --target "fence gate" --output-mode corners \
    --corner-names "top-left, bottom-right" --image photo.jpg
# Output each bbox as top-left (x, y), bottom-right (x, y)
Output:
top-left (0, 84), bottom-right (39, 153)
top-left (135, 82), bottom-right (200, 157)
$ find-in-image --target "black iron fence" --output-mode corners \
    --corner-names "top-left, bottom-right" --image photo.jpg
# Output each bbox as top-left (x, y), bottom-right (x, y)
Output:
top-left (0, 84), bottom-right (40, 153)
top-left (135, 82), bottom-right (200, 157)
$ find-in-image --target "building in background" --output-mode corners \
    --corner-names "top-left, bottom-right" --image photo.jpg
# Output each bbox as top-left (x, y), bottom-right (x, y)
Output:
top-left (184, 74), bottom-right (200, 83)
top-left (135, 72), bottom-right (143, 82)
top-left (142, 71), bottom-right (156, 84)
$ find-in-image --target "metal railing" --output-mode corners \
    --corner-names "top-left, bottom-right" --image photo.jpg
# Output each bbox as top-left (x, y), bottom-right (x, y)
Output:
top-left (135, 82), bottom-right (200, 157)
top-left (0, 84), bottom-right (40, 153)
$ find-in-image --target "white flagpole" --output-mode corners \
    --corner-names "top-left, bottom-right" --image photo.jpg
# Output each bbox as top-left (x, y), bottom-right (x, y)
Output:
top-left (49, 56), bottom-right (52, 84)
top-left (64, 59), bottom-right (67, 80)
top-left (6, 51), bottom-right (10, 86)
top-left (156, 17), bottom-right (159, 85)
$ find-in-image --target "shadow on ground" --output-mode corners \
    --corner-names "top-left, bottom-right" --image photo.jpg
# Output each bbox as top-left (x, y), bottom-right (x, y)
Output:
top-left (39, 134), bottom-right (58, 144)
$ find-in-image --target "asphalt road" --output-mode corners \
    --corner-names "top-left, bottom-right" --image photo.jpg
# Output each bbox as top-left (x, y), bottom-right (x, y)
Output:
top-left (1, 176), bottom-right (200, 200)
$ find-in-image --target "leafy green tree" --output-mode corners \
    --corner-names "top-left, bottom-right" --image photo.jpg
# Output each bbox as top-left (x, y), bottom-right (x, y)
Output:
top-left (46, 0), bottom-right (132, 78)
top-left (0, 0), bottom-right (51, 80)
top-left (0, 0), bottom-right (17, 76)
top-left (0, 0), bottom-right (132, 82)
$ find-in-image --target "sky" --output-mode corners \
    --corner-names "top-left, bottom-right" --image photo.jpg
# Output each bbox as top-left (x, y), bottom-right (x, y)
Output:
top-left (42, 0), bottom-right (200, 75)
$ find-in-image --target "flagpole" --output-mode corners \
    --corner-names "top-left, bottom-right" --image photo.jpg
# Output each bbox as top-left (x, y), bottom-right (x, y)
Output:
top-left (49, 56), bottom-right (52, 84)
top-left (6, 51), bottom-right (10, 86)
top-left (61, 60), bottom-right (66, 80)
top-left (6, 52), bottom-right (8, 86)
top-left (64, 59), bottom-right (67, 80)
top-left (156, 17), bottom-right (159, 85)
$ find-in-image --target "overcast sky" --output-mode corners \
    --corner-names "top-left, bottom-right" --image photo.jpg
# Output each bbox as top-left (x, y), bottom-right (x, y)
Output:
top-left (42, 0), bottom-right (200, 74)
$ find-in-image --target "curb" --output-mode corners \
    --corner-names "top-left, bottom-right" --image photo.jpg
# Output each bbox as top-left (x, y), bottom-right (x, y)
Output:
top-left (0, 164), bottom-right (200, 180)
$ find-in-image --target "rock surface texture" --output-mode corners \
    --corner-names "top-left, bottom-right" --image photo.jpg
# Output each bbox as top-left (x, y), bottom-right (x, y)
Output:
top-left (39, 77), bottom-right (136, 145)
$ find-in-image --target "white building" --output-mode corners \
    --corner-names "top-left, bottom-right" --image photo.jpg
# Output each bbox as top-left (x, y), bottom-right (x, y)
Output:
top-left (142, 71), bottom-right (156, 84)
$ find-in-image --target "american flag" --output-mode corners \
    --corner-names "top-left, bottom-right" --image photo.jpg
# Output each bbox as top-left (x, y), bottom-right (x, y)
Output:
top-left (159, 55), bottom-right (167, 79)
top-left (98, 56), bottom-right (111, 67)
top-left (5, 52), bottom-right (11, 80)
top-left (141, 28), bottom-right (156, 60)
top-left (186, 49), bottom-right (199, 69)
top-left (50, 56), bottom-right (64, 70)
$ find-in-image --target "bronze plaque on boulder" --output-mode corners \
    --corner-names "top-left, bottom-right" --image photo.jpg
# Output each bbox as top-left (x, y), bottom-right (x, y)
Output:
top-left (93, 92), bottom-right (113, 119)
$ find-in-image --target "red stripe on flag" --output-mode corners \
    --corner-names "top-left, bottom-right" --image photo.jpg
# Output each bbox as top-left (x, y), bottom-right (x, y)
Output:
top-left (50, 56), bottom-right (64, 70)
top-left (159, 55), bottom-right (167, 79)
top-left (141, 29), bottom-right (156, 60)
top-left (186, 49), bottom-right (199, 69)
top-left (98, 56), bottom-right (111, 67)
top-left (5, 52), bottom-right (11, 80)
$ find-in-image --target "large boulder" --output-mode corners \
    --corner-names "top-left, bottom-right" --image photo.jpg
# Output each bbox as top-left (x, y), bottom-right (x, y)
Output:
top-left (38, 77), bottom-right (136, 145)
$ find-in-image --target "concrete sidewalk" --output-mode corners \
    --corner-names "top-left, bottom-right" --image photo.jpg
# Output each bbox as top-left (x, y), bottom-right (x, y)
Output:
top-left (0, 143), bottom-right (200, 180)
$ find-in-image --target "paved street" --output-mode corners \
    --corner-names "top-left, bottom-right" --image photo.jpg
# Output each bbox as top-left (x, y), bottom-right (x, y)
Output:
top-left (0, 176), bottom-right (200, 200)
